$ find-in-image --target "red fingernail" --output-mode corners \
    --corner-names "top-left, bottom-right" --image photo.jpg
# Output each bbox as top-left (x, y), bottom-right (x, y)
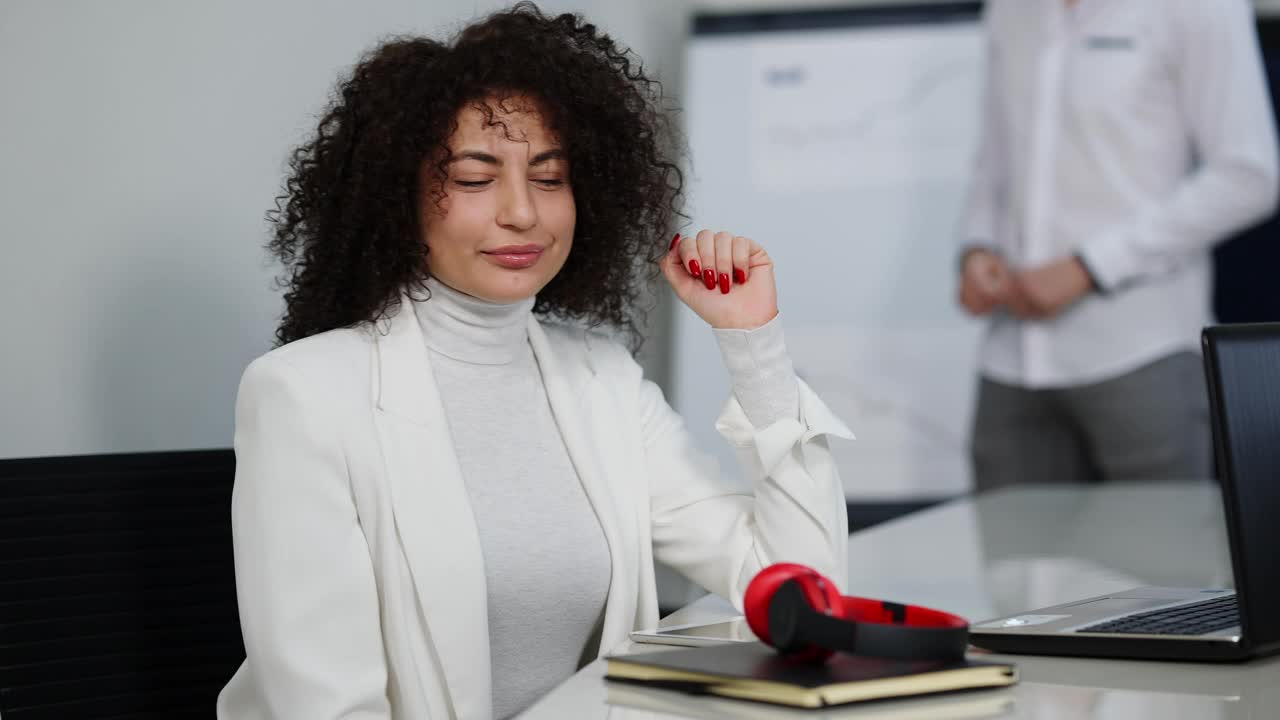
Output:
top-left (733, 268), bottom-right (746, 285)
top-left (689, 259), bottom-right (700, 277)
top-left (703, 268), bottom-right (716, 290)
top-left (670, 233), bottom-right (680, 251)
top-left (719, 272), bottom-right (730, 294)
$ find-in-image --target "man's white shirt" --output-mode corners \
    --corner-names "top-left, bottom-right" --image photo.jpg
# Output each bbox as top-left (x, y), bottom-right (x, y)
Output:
top-left (961, 0), bottom-right (1278, 388)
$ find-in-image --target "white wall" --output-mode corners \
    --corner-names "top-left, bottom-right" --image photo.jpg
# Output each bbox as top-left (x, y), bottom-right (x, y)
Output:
top-left (0, 0), bottom-right (685, 459)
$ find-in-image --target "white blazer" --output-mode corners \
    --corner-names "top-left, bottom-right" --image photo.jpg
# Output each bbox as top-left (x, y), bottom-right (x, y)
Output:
top-left (217, 295), bottom-right (853, 720)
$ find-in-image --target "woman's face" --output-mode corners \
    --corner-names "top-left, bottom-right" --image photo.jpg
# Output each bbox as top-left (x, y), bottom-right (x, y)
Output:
top-left (420, 97), bottom-right (575, 304)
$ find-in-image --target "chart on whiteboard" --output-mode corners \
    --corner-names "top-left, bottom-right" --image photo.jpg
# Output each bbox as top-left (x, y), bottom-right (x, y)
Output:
top-left (751, 24), bottom-right (982, 191)
top-left (676, 10), bottom-right (987, 499)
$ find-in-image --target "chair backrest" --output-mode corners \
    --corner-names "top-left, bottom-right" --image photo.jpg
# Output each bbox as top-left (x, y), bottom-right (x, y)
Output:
top-left (0, 449), bottom-right (243, 719)
top-left (1202, 323), bottom-right (1280, 656)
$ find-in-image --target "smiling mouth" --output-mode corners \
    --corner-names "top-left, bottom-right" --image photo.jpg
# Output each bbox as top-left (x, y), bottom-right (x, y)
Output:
top-left (482, 245), bottom-right (545, 269)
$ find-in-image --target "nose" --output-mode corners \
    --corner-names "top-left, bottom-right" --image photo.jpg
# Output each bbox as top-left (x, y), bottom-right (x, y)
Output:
top-left (496, 178), bottom-right (537, 231)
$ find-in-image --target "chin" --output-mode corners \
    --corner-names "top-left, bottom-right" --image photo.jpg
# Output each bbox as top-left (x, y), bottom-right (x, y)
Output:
top-left (474, 271), bottom-right (552, 304)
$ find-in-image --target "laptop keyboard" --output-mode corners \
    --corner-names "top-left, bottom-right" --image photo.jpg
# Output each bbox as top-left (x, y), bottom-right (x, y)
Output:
top-left (1077, 596), bottom-right (1239, 636)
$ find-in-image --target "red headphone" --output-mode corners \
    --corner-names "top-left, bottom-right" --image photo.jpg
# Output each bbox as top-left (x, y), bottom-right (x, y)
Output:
top-left (743, 563), bottom-right (971, 663)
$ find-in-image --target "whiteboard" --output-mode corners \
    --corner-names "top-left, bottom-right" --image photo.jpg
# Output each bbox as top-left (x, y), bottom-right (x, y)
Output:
top-left (675, 5), bottom-right (986, 499)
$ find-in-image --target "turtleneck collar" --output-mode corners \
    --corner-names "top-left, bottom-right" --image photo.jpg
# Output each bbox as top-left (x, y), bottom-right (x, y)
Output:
top-left (412, 276), bottom-right (536, 365)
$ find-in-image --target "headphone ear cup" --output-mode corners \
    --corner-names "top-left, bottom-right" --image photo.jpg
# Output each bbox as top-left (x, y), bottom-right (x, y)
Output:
top-left (799, 572), bottom-right (843, 617)
top-left (766, 580), bottom-right (837, 663)
top-left (744, 563), bottom-right (813, 645)
top-left (744, 564), bottom-right (842, 649)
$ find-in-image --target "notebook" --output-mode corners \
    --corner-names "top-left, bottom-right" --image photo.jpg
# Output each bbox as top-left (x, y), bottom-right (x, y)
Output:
top-left (606, 681), bottom-right (1016, 719)
top-left (605, 642), bottom-right (1017, 709)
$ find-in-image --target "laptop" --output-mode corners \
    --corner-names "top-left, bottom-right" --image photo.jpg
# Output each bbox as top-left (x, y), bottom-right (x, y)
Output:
top-left (969, 323), bottom-right (1280, 662)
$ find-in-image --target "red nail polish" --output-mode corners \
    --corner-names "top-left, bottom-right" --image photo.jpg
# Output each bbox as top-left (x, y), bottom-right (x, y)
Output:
top-left (719, 272), bottom-right (730, 294)
top-left (703, 268), bottom-right (716, 290)
top-left (689, 259), bottom-right (700, 277)
top-left (670, 233), bottom-right (680, 251)
top-left (733, 268), bottom-right (746, 285)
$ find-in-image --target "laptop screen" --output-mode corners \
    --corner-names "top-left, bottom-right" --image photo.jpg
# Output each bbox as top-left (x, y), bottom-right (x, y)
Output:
top-left (1203, 324), bottom-right (1280, 653)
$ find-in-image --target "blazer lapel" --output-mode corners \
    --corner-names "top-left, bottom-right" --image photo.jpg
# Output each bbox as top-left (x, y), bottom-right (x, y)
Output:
top-left (526, 321), bottom-right (638, 648)
top-left (373, 297), bottom-right (491, 720)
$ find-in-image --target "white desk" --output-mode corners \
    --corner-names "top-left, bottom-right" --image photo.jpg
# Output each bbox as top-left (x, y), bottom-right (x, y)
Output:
top-left (518, 483), bottom-right (1280, 719)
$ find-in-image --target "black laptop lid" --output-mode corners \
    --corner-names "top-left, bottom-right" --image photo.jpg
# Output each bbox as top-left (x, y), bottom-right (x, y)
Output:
top-left (1203, 324), bottom-right (1280, 653)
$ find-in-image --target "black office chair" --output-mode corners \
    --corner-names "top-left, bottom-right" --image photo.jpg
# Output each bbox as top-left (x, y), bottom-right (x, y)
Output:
top-left (0, 450), bottom-right (244, 719)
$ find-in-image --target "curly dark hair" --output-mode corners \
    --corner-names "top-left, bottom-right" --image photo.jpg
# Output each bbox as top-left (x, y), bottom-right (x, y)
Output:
top-left (267, 1), bottom-right (684, 346)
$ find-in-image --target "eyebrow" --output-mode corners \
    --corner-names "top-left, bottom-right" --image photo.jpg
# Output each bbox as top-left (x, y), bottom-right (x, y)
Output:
top-left (449, 149), bottom-right (566, 167)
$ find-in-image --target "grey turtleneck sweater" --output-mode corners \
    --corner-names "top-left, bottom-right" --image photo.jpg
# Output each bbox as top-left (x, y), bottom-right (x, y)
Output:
top-left (413, 277), bottom-right (799, 719)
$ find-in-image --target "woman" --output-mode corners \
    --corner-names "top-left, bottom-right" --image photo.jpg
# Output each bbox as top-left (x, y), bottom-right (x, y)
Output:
top-left (218, 4), bottom-right (853, 719)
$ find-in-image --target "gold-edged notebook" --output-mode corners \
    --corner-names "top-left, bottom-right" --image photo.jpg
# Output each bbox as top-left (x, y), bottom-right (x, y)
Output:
top-left (605, 642), bottom-right (1017, 709)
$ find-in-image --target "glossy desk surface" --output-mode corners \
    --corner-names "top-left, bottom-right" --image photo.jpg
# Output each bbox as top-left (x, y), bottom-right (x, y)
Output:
top-left (519, 483), bottom-right (1280, 719)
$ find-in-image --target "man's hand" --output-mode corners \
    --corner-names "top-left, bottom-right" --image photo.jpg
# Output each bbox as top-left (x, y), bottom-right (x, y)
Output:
top-left (1007, 256), bottom-right (1095, 320)
top-left (958, 248), bottom-right (1012, 316)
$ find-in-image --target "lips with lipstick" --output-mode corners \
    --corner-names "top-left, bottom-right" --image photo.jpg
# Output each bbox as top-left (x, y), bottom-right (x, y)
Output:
top-left (482, 244), bottom-right (545, 269)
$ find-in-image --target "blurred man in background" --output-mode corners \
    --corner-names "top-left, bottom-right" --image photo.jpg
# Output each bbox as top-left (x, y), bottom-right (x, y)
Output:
top-left (959, 0), bottom-right (1278, 490)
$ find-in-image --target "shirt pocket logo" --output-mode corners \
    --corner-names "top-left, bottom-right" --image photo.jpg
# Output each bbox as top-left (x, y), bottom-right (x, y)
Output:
top-left (1084, 35), bottom-right (1136, 51)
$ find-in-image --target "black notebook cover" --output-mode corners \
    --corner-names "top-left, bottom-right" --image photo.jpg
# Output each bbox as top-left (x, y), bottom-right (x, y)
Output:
top-left (606, 642), bottom-right (1017, 709)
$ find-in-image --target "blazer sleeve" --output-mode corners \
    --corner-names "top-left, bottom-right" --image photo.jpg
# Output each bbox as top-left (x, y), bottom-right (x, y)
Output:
top-left (637, 348), bottom-right (855, 608)
top-left (224, 355), bottom-right (391, 719)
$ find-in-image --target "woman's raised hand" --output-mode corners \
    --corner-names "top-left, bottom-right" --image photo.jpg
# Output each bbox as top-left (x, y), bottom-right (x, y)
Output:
top-left (661, 230), bottom-right (779, 330)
